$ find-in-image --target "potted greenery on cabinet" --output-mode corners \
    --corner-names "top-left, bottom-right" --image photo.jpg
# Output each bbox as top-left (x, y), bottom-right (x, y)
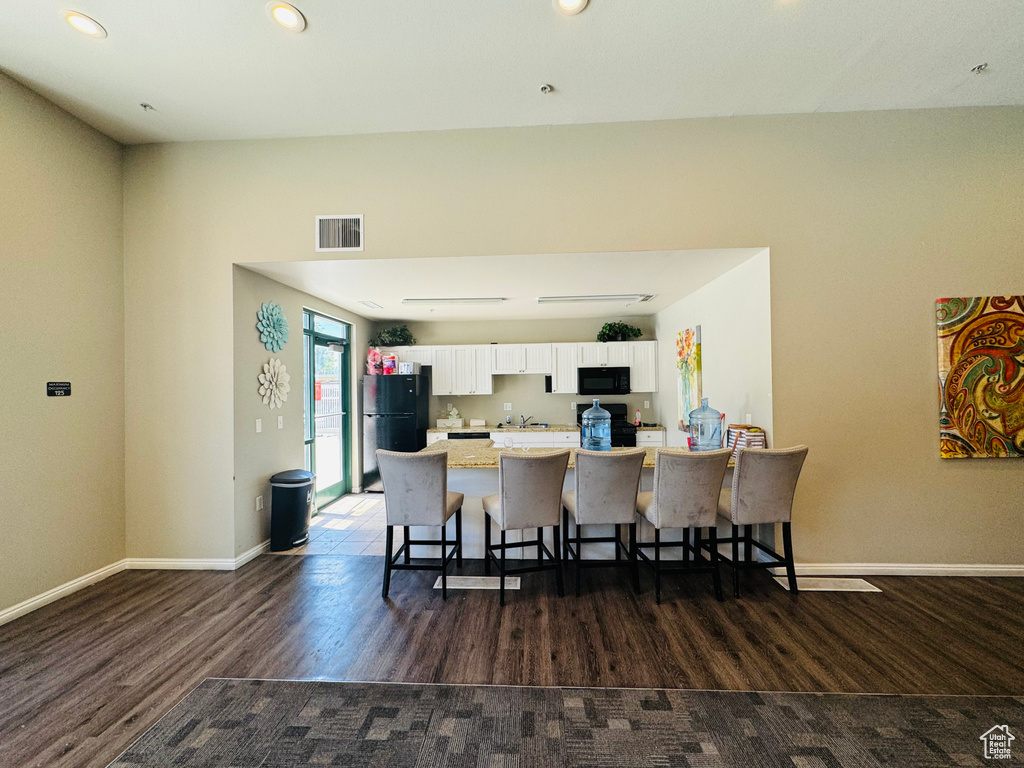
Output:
top-left (369, 324), bottom-right (416, 346)
top-left (596, 322), bottom-right (642, 342)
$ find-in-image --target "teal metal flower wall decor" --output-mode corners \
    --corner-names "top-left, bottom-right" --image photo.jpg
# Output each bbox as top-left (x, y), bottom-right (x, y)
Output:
top-left (256, 302), bottom-right (289, 352)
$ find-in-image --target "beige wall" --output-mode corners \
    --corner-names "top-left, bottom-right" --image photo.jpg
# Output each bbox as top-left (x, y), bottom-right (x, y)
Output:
top-left (654, 250), bottom-right (773, 447)
top-left (398, 316), bottom-right (655, 426)
top-left (0, 73), bottom-right (124, 611)
top-left (124, 106), bottom-right (1024, 566)
top-left (233, 266), bottom-right (372, 557)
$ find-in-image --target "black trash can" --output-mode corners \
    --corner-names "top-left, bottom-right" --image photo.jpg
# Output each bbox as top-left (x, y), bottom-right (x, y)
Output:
top-left (270, 469), bottom-right (316, 551)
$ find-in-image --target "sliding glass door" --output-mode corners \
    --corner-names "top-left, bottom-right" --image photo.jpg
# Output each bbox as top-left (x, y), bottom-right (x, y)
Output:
top-left (304, 311), bottom-right (352, 509)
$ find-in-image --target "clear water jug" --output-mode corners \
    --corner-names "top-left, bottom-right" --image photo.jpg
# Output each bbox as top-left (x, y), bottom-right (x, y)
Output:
top-left (581, 399), bottom-right (612, 452)
top-left (689, 397), bottom-right (723, 451)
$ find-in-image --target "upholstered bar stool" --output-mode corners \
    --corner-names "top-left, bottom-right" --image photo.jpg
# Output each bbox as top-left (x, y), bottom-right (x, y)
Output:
top-left (717, 446), bottom-right (808, 597)
top-left (635, 448), bottom-right (732, 603)
top-left (376, 449), bottom-right (464, 600)
top-left (482, 450), bottom-right (569, 606)
top-left (561, 448), bottom-right (646, 596)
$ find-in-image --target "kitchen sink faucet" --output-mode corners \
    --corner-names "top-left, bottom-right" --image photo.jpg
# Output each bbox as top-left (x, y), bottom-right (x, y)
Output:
top-left (520, 415), bottom-right (533, 427)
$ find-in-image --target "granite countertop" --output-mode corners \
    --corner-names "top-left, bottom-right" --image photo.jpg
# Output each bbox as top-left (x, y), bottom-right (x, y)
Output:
top-left (421, 439), bottom-right (663, 468)
top-left (430, 423), bottom-right (667, 434)
top-left (428, 424), bottom-right (580, 434)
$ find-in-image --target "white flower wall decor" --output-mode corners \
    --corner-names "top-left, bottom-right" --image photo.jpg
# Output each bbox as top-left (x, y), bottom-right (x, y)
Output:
top-left (258, 358), bottom-right (291, 409)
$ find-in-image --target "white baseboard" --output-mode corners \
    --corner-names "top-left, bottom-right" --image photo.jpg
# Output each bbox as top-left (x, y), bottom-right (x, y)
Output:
top-left (0, 540), bottom-right (271, 627)
top-left (767, 563), bottom-right (1024, 577)
top-left (0, 559), bottom-right (127, 627)
top-left (124, 539), bottom-right (270, 571)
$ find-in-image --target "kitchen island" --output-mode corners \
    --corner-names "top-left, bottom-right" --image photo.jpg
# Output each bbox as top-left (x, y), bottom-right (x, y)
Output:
top-left (405, 439), bottom-right (731, 561)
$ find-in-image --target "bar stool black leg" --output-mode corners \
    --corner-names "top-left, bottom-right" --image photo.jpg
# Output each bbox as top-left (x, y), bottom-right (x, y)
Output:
top-left (382, 525), bottom-right (393, 599)
top-left (484, 514), bottom-right (492, 576)
top-left (565, 507), bottom-right (573, 561)
top-left (455, 508), bottom-right (463, 567)
top-left (500, 530), bottom-right (507, 607)
top-left (782, 522), bottom-right (798, 594)
top-left (731, 523), bottom-right (741, 598)
top-left (694, 528), bottom-right (703, 562)
top-left (537, 527), bottom-right (543, 565)
top-left (629, 522), bottom-right (639, 594)
top-left (553, 524), bottom-right (564, 597)
top-left (683, 528), bottom-right (691, 567)
top-left (744, 524), bottom-right (754, 563)
top-left (576, 518), bottom-right (584, 596)
top-left (708, 526), bottom-right (723, 602)
top-left (654, 527), bottom-right (662, 604)
top-left (615, 524), bottom-right (622, 561)
top-left (441, 522), bottom-right (448, 600)
top-left (403, 526), bottom-right (411, 564)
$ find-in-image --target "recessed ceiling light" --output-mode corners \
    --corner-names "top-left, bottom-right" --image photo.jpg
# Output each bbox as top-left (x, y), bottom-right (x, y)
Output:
top-left (66, 11), bottom-right (107, 38)
top-left (267, 2), bottom-right (306, 32)
top-left (554, 0), bottom-right (588, 15)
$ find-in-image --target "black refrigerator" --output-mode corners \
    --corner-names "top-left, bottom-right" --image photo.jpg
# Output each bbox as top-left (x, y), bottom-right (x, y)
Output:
top-left (362, 374), bottom-right (430, 492)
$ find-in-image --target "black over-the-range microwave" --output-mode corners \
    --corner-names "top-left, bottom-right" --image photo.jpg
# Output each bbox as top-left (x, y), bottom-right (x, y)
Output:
top-left (577, 366), bottom-right (631, 396)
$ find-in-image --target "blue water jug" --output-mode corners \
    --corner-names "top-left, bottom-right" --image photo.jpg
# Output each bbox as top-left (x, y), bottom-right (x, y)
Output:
top-left (688, 398), bottom-right (723, 451)
top-left (581, 399), bottom-right (612, 452)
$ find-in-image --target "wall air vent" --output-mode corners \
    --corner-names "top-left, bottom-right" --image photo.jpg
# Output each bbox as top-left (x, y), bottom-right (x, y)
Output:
top-left (315, 215), bottom-right (363, 252)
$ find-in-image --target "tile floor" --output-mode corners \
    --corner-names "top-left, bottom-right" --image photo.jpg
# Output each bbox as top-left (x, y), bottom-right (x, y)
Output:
top-left (277, 493), bottom-right (393, 556)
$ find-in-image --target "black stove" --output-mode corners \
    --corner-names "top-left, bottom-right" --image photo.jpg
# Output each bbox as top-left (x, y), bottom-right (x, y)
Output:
top-left (576, 403), bottom-right (637, 448)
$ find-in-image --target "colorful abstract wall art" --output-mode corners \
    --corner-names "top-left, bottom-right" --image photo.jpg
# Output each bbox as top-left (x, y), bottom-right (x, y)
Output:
top-left (677, 326), bottom-right (702, 431)
top-left (936, 296), bottom-right (1024, 459)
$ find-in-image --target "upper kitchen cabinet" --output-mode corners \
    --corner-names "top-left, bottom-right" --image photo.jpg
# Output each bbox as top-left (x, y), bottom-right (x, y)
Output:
top-left (386, 345), bottom-right (434, 367)
top-left (550, 343), bottom-right (578, 394)
top-left (491, 343), bottom-right (552, 375)
top-left (577, 341), bottom-right (630, 367)
top-left (452, 345), bottom-right (493, 395)
top-left (629, 340), bottom-right (659, 392)
top-left (429, 346), bottom-right (454, 395)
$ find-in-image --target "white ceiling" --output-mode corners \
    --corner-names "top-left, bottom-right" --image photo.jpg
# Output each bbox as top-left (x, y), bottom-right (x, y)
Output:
top-left (1, 0), bottom-right (1022, 144)
top-left (242, 249), bottom-right (764, 321)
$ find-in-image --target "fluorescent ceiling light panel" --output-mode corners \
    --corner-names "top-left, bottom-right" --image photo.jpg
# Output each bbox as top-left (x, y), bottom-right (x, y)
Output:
top-left (402, 298), bottom-right (505, 305)
top-left (536, 294), bottom-right (655, 304)
top-left (359, 301), bottom-right (383, 309)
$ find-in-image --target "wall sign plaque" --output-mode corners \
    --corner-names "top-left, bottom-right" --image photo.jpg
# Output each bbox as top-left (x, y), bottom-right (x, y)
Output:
top-left (47, 382), bottom-right (71, 397)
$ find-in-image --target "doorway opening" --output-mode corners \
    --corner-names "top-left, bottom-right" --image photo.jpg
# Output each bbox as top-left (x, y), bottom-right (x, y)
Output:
top-left (303, 309), bottom-right (352, 509)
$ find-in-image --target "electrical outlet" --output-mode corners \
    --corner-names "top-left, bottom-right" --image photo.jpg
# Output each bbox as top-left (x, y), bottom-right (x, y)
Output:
top-left (644, 400), bottom-right (650, 409)
top-left (255, 495), bottom-right (263, 512)
top-left (255, 418), bottom-right (262, 434)
top-left (278, 416), bottom-right (284, 429)
top-left (503, 402), bottom-right (512, 411)
top-left (745, 413), bottom-right (752, 424)
top-left (447, 402), bottom-right (452, 412)
top-left (570, 401), bottom-right (577, 411)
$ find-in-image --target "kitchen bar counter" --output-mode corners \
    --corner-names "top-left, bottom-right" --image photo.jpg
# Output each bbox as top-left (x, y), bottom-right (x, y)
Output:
top-left (421, 439), bottom-right (661, 468)
top-left (428, 424), bottom-right (580, 433)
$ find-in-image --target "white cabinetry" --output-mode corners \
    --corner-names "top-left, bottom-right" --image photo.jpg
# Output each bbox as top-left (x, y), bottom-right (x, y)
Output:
top-left (629, 340), bottom-right (659, 393)
top-left (452, 345), bottom-right (493, 395)
top-left (488, 431), bottom-right (580, 448)
top-left (491, 343), bottom-right (552, 375)
top-left (577, 342), bottom-right (630, 367)
top-left (426, 432), bottom-right (447, 445)
top-left (430, 346), bottom-right (454, 396)
top-left (550, 343), bottom-right (578, 394)
top-left (636, 430), bottom-right (666, 447)
top-left (385, 345), bottom-right (434, 366)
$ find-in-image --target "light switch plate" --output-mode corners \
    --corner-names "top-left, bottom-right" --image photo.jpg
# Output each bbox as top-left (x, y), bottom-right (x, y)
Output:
top-left (255, 495), bottom-right (263, 511)
top-left (644, 401), bottom-right (650, 409)
top-left (278, 416), bottom-right (284, 429)
top-left (256, 418), bottom-right (262, 434)
top-left (503, 403), bottom-right (512, 411)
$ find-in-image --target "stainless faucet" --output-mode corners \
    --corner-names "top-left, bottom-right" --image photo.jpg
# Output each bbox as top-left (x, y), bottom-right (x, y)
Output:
top-left (520, 415), bottom-right (533, 427)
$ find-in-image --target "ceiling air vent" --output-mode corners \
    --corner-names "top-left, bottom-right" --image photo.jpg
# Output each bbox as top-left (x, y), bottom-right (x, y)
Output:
top-left (315, 215), bottom-right (363, 252)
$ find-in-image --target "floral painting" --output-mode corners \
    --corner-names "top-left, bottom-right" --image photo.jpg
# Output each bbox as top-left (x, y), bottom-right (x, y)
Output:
top-left (937, 296), bottom-right (1024, 458)
top-left (676, 326), bottom-right (702, 431)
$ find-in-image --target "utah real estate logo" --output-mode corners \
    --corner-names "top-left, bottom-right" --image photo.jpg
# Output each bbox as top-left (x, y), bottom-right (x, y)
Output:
top-left (980, 725), bottom-right (1015, 760)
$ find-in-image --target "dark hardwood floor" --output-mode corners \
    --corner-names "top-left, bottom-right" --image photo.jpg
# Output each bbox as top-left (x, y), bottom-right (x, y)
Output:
top-left (1, 554), bottom-right (1023, 767)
